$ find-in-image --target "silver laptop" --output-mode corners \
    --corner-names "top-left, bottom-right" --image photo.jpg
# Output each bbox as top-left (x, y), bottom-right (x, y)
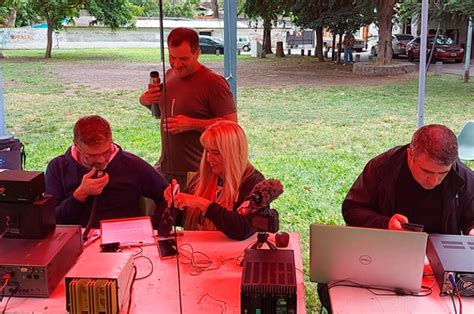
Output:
top-left (309, 224), bottom-right (428, 293)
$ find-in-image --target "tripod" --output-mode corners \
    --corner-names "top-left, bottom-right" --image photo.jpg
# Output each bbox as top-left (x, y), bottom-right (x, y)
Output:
top-left (249, 232), bottom-right (277, 250)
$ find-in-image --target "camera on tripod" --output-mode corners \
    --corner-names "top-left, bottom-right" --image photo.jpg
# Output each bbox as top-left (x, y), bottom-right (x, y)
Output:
top-left (250, 206), bottom-right (279, 233)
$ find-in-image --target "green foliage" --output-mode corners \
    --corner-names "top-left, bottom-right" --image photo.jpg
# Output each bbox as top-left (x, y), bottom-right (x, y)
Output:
top-left (291, 0), bottom-right (376, 33)
top-left (243, 0), bottom-right (291, 22)
top-left (14, 0), bottom-right (40, 26)
top-left (87, 0), bottom-right (134, 30)
top-left (29, 0), bottom-right (82, 29)
top-left (398, 0), bottom-right (474, 25)
top-left (162, 0), bottom-right (199, 18)
top-left (128, 0), bottom-right (200, 18)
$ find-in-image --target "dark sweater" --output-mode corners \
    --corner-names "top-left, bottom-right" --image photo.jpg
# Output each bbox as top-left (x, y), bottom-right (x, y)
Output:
top-left (342, 145), bottom-right (474, 234)
top-left (45, 146), bottom-right (168, 228)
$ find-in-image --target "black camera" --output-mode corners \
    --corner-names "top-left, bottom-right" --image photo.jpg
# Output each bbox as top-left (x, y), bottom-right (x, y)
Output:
top-left (250, 207), bottom-right (279, 233)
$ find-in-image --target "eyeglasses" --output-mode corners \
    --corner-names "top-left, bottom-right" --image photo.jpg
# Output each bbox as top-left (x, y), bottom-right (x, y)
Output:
top-left (77, 143), bottom-right (113, 161)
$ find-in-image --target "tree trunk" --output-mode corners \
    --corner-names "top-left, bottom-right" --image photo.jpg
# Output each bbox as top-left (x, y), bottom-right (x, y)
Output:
top-left (331, 34), bottom-right (336, 61)
top-left (211, 0), bottom-right (218, 19)
top-left (262, 19), bottom-right (272, 54)
top-left (275, 41), bottom-right (285, 57)
top-left (315, 28), bottom-right (324, 62)
top-left (45, 20), bottom-right (54, 58)
top-left (3, 9), bottom-right (17, 27)
top-left (375, 0), bottom-right (396, 65)
top-left (337, 34), bottom-right (343, 63)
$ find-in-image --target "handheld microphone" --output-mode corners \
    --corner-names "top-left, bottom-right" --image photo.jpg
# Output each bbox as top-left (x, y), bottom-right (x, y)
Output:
top-left (248, 179), bottom-right (284, 210)
top-left (83, 169), bottom-right (106, 243)
top-left (157, 183), bottom-right (179, 237)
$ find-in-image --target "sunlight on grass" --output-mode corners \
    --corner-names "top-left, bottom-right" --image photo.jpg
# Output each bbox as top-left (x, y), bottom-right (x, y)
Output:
top-left (1, 51), bottom-right (473, 312)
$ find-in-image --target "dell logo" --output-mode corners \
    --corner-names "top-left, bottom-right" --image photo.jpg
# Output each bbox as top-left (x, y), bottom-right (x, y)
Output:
top-left (359, 255), bottom-right (372, 265)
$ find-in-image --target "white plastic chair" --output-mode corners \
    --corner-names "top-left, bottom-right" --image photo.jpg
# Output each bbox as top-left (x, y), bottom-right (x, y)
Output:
top-left (458, 121), bottom-right (474, 162)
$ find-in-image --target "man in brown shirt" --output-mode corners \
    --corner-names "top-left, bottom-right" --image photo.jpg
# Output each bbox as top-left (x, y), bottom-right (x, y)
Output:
top-left (140, 28), bottom-right (237, 187)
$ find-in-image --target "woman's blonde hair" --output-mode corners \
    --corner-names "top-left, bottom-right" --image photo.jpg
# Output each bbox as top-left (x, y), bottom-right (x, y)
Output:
top-left (194, 120), bottom-right (252, 210)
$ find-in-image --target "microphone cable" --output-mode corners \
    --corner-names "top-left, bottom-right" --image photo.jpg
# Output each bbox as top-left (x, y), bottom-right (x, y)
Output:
top-left (82, 196), bottom-right (98, 243)
top-left (82, 170), bottom-right (105, 243)
top-left (158, 1), bottom-right (183, 312)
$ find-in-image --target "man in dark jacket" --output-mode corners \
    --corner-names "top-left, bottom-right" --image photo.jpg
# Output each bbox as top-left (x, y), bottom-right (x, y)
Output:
top-left (343, 124), bottom-right (474, 235)
top-left (46, 115), bottom-right (168, 228)
top-left (319, 124), bottom-right (474, 314)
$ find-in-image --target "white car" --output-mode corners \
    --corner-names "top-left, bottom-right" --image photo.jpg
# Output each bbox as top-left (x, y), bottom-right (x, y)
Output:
top-left (371, 34), bottom-right (414, 58)
top-left (237, 35), bottom-right (251, 52)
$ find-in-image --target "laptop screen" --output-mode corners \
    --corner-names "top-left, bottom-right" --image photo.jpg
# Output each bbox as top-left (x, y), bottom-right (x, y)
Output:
top-left (309, 224), bottom-right (428, 293)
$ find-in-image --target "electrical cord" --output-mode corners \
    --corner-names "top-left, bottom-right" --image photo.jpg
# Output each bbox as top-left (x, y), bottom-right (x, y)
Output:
top-left (1, 287), bottom-right (18, 314)
top-left (449, 292), bottom-right (458, 314)
top-left (126, 266), bottom-right (138, 314)
top-left (456, 291), bottom-right (463, 314)
top-left (0, 273), bottom-right (12, 303)
top-left (83, 196), bottom-right (98, 243)
top-left (133, 255), bottom-right (154, 280)
top-left (327, 280), bottom-right (432, 297)
top-left (178, 243), bottom-right (220, 275)
top-left (448, 272), bottom-right (463, 314)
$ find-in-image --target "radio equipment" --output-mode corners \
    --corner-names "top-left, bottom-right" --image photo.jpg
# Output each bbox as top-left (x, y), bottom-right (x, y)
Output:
top-left (426, 234), bottom-right (474, 296)
top-left (0, 226), bottom-right (83, 297)
top-left (0, 170), bottom-right (45, 203)
top-left (65, 253), bottom-right (135, 313)
top-left (241, 249), bottom-right (297, 314)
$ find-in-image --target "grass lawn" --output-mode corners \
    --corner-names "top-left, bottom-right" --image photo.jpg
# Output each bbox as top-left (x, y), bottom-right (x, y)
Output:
top-left (2, 49), bottom-right (473, 312)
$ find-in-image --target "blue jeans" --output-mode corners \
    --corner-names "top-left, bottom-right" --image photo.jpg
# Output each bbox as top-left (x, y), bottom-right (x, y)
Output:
top-left (343, 48), bottom-right (353, 64)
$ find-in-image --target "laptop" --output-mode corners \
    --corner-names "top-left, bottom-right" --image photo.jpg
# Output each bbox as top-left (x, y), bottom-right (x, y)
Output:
top-left (309, 224), bottom-right (428, 293)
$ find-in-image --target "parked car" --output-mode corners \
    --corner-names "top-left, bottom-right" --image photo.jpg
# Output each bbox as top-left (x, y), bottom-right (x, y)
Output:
top-left (406, 35), bottom-right (464, 63)
top-left (199, 35), bottom-right (224, 54)
top-left (237, 35), bottom-right (251, 52)
top-left (371, 34), bottom-right (414, 58)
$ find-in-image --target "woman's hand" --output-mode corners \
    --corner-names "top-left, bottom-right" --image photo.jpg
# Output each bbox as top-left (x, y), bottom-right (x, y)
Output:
top-left (174, 192), bottom-right (211, 214)
top-left (163, 179), bottom-right (180, 207)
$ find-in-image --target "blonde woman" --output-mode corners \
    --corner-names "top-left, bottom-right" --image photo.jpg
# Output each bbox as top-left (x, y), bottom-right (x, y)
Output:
top-left (159, 121), bottom-right (267, 240)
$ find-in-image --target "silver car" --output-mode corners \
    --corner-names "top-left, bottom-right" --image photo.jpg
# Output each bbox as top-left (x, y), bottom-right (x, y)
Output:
top-left (371, 34), bottom-right (414, 58)
top-left (237, 35), bottom-right (251, 52)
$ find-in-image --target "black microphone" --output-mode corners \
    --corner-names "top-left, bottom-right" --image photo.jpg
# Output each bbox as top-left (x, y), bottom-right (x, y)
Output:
top-left (157, 207), bottom-right (174, 237)
top-left (248, 179), bottom-right (284, 210)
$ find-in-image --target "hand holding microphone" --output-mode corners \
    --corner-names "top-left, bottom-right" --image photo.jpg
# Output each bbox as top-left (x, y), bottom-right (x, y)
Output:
top-left (148, 71), bottom-right (163, 118)
top-left (74, 167), bottom-right (109, 202)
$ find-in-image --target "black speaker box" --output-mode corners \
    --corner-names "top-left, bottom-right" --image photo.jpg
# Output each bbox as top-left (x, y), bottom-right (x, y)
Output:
top-left (0, 194), bottom-right (56, 239)
top-left (0, 170), bottom-right (45, 203)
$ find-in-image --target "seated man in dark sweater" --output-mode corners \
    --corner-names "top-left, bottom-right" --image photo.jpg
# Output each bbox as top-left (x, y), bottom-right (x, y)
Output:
top-left (342, 123), bottom-right (474, 235)
top-left (319, 124), bottom-right (474, 313)
top-left (45, 115), bottom-right (168, 228)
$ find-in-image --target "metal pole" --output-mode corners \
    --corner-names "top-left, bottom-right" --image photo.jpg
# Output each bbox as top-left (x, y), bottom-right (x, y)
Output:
top-left (0, 63), bottom-right (13, 140)
top-left (464, 17), bottom-right (472, 83)
top-left (417, 0), bottom-right (429, 129)
top-left (223, 0), bottom-right (237, 103)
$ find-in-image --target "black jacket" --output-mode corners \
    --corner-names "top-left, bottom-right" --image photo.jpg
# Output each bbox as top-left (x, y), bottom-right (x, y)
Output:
top-left (342, 145), bottom-right (474, 234)
top-left (153, 168), bottom-right (275, 240)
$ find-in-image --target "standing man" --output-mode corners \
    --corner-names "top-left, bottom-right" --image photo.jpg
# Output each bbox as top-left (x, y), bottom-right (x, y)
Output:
top-left (342, 124), bottom-right (474, 235)
top-left (45, 115), bottom-right (168, 228)
top-left (140, 27), bottom-right (237, 187)
top-left (342, 32), bottom-right (355, 65)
